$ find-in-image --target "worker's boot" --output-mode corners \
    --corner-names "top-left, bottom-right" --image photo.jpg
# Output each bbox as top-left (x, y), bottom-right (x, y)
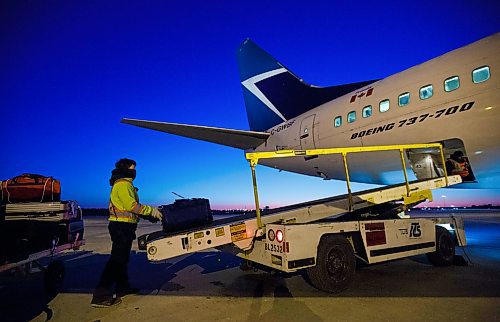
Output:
top-left (91, 295), bottom-right (122, 308)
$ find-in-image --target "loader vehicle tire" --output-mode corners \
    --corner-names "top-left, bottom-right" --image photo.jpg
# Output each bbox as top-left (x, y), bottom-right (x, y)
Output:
top-left (305, 235), bottom-right (355, 293)
top-left (426, 226), bottom-right (455, 267)
top-left (44, 260), bottom-right (65, 296)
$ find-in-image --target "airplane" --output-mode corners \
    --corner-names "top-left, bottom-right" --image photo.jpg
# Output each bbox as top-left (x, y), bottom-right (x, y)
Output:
top-left (122, 33), bottom-right (499, 190)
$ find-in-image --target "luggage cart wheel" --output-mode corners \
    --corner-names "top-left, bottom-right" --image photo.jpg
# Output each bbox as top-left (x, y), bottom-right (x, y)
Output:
top-left (44, 260), bottom-right (65, 296)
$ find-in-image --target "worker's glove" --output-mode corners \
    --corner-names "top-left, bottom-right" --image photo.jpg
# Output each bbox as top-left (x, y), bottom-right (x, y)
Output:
top-left (150, 207), bottom-right (163, 222)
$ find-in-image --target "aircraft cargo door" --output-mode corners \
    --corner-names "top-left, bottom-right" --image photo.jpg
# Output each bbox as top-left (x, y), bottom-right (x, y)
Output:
top-left (300, 115), bottom-right (316, 149)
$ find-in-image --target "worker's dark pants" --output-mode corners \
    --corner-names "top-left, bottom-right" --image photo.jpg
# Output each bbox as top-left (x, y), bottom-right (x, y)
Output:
top-left (94, 221), bottom-right (137, 297)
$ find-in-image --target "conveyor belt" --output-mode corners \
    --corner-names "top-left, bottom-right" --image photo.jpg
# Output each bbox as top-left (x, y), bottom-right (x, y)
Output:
top-left (138, 176), bottom-right (461, 251)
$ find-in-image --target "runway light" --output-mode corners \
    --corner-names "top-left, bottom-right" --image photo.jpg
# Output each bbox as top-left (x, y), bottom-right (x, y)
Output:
top-left (276, 230), bottom-right (284, 243)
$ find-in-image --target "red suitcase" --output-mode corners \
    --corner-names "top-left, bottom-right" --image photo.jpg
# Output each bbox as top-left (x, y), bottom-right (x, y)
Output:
top-left (1, 174), bottom-right (61, 204)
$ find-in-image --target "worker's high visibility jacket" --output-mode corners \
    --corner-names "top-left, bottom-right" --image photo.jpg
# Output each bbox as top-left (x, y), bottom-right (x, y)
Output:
top-left (108, 178), bottom-right (153, 223)
top-left (446, 159), bottom-right (469, 178)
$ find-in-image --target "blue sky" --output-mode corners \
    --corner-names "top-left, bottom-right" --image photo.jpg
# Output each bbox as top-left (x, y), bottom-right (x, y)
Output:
top-left (1, 1), bottom-right (499, 208)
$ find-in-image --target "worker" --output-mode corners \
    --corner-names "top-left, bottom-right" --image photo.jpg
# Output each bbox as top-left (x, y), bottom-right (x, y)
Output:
top-left (91, 158), bottom-right (163, 308)
top-left (445, 151), bottom-right (470, 179)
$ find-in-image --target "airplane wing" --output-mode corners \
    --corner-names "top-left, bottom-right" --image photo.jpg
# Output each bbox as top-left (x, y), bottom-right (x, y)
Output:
top-left (121, 118), bottom-right (270, 150)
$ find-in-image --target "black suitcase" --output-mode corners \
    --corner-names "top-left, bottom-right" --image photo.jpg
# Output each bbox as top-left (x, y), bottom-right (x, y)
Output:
top-left (160, 198), bottom-right (213, 233)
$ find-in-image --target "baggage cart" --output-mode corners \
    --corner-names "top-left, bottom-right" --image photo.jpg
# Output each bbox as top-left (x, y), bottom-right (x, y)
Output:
top-left (0, 237), bottom-right (85, 295)
top-left (0, 200), bottom-right (85, 295)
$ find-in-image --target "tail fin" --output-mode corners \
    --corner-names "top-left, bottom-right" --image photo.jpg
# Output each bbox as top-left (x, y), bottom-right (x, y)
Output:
top-left (237, 39), bottom-right (378, 132)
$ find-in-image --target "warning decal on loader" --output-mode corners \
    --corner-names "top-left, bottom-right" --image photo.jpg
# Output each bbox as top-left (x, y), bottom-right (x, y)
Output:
top-left (365, 222), bottom-right (387, 246)
top-left (215, 227), bottom-right (225, 237)
top-left (230, 223), bottom-right (247, 242)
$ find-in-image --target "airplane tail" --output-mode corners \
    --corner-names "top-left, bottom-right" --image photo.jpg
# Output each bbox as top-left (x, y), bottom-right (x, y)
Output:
top-left (237, 39), bottom-right (378, 132)
top-left (122, 39), bottom-right (379, 150)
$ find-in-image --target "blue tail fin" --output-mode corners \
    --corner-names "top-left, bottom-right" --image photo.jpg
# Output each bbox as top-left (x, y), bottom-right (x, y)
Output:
top-left (237, 39), bottom-right (377, 132)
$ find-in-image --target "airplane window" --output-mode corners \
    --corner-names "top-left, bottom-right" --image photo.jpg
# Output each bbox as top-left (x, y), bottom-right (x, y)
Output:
top-left (362, 105), bottom-right (372, 118)
top-left (347, 111), bottom-right (356, 123)
top-left (444, 76), bottom-right (460, 92)
top-left (398, 92), bottom-right (410, 106)
top-left (472, 66), bottom-right (490, 83)
top-left (334, 116), bottom-right (342, 128)
top-left (379, 99), bottom-right (390, 113)
top-left (419, 85), bottom-right (433, 100)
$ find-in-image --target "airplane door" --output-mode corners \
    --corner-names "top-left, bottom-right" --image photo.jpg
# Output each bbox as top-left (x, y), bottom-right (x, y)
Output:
top-left (300, 115), bottom-right (316, 149)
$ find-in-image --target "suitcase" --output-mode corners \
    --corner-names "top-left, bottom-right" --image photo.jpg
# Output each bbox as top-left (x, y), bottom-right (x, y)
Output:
top-left (160, 198), bottom-right (213, 233)
top-left (1, 174), bottom-right (61, 204)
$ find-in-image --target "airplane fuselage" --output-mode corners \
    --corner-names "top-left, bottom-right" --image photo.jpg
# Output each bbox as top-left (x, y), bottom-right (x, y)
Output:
top-left (256, 34), bottom-right (500, 188)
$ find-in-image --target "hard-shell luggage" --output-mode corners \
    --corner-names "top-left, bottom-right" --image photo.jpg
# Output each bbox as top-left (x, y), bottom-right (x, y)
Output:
top-left (1, 174), bottom-right (61, 204)
top-left (160, 198), bottom-right (213, 233)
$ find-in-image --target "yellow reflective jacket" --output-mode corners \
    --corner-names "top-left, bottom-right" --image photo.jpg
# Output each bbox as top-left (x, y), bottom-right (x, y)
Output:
top-left (109, 178), bottom-right (153, 223)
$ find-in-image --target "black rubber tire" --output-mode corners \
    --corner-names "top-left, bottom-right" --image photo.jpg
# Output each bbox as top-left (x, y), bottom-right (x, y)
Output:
top-left (44, 260), bottom-right (65, 296)
top-left (305, 235), bottom-right (356, 293)
top-left (426, 226), bottom-right (455, 266)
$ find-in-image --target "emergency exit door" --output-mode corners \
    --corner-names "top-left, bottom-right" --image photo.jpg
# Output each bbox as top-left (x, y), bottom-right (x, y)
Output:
top-left (300, 115), bottom-right (316, 149)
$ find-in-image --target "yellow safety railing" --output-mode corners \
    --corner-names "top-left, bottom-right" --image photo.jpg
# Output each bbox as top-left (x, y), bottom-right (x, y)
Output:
top-left (245, 143), bottom-right (449, 228)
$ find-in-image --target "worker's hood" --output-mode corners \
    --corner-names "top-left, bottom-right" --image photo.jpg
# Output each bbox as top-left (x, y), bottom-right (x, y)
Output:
top-left (110, 169), bottom-right (136, 186)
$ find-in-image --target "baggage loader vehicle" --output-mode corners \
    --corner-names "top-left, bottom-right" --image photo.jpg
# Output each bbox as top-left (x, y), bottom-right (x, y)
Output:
top-left (138, 144), bottom-right (467, 292)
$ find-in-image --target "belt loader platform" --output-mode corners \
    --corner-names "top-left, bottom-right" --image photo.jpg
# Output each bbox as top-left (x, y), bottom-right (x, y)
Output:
top-left (138, 144), bottom-right (467, 293)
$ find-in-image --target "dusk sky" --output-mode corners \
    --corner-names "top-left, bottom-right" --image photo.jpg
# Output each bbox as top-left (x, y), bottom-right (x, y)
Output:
top-left (1, 1), bottom-right (499, 209)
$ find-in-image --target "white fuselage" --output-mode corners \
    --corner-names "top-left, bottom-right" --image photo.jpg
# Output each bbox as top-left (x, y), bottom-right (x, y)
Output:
top-left (255, 33), bottom-right (500, 188)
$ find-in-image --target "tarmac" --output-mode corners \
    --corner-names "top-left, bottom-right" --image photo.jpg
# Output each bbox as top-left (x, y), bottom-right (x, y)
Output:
top-left (1, 212), bottom-right (499, 322)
